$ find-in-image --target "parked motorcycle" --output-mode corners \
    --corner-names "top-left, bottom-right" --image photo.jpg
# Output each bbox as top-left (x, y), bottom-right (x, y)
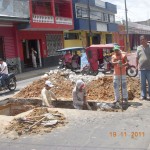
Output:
top-left (8, 64), bottom-right (19, 74)
top-left (0, 73), bottom-right (16, 91)
top-left (81, 62), bottom-right (138, 77)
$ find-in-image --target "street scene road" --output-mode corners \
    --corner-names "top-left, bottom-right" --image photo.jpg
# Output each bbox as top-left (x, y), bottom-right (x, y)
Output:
top-left (0, 76), bottom-right (41, 101)
top-left (1, 0), bottom-right (150, 149)
top-left (0, 102), bottom-right (150, 150)
top-left (0, 69), bottom-right (150, 150)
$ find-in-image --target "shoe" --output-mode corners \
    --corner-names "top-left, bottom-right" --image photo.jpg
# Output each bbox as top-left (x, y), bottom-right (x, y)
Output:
top-left (140, 97), bottom-right (147, 100)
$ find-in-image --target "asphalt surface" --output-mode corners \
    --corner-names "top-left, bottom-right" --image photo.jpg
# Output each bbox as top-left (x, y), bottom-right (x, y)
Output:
top-left (0, 76), bottom-right (41, 101)
top-left (0, 101), bottom-right (150, 150)
top-left (0, 66), bottom-right (150, 150)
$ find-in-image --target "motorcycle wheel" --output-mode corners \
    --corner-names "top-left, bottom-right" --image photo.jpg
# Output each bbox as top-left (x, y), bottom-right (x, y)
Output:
top-left (126, 65), bottom-right (138, 77)
top-left (7, 77), bottom-right (16, 91)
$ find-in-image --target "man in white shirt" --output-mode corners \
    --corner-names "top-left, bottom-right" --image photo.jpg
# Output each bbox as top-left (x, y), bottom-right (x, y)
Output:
top-left (0, 58), bottom-right (8, 87)
top-left (41, 80), bottom-right (57, 107)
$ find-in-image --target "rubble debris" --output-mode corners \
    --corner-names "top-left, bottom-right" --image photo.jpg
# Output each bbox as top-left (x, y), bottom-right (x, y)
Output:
top-left (5, 108), bottom-right (66, 136)
top-left (14, 70), bottom-right (141, 101)
top-left (96, 102), bottom-right (129, 112)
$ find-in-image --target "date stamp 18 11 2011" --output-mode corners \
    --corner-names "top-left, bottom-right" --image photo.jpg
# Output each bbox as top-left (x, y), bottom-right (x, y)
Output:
top-left (109, 132), bottom-right (145, 139)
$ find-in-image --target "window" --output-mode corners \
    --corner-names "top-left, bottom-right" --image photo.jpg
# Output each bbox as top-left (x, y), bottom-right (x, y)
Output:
top-left (46, 34), bottom-right (63, 56)
top-left (55, 4), bottom-right (60, 16)
top-left (76, 6), bottom-right (88, 18)
top-left (103, 13), bottom-right (108, 22)
top-left (109, 14), bottom-right (115, 23)
top-left (76, 6), bottom-right (103, 21)
top-left (64, 33), bottom-right (79, 40)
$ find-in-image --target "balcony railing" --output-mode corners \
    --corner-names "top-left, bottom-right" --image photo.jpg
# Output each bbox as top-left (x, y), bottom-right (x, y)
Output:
top-left (56, 17), bottom-right (72, 25)
top-left (32, 15), bottom-right (72, 25)
top-left (32, 14), bottom-right (54, 23)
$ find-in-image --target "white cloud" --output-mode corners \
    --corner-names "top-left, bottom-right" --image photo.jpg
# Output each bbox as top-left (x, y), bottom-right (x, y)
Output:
top-left (103, 0), bottom-right (150, 22)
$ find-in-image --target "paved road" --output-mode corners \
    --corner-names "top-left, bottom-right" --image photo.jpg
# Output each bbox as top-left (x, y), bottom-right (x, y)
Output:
top-left (0, 76), bottom-right (41, 101)
top-left (0, 100), bottom-right (150, 150)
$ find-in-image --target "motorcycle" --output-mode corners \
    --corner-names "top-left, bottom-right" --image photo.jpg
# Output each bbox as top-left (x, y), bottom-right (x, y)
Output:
top-left (7, 64), bottom-right (19, 74)
top-left (0, 73), bottom-right (17, 91)
top-left (81, 62), bottom-right (138, 77)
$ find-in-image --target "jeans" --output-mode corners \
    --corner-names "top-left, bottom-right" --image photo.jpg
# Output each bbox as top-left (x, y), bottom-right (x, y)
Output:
top-left (113, 75), bottom-right (128, 102)
top-left (0, 73), bottom-right (8, 87)
top-left (139, 70), bottom-right (150, 98)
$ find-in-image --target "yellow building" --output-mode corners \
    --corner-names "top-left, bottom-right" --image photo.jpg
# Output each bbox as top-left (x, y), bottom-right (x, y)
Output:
top-left (64, 30), bottom-right (114, 48)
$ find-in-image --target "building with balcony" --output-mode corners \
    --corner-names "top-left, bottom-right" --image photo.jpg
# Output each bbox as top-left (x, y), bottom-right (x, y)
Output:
top-left (0, 0), bottom-right (73, 73)
top-left (18, 0), bottom-right (74, 71)
top-left (64, 0), bottom-right (118, 48)
top-left (0, 0), bottom-right (29, 72)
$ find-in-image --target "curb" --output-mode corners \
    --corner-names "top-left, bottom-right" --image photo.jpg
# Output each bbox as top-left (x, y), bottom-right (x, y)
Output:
top-left (15, 67), bottom-right (57, 81)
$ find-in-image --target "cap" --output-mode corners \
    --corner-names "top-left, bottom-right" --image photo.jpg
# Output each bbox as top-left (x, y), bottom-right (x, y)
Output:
top-left (113, 45), bottom-right (120, 51)
top-left (45, 80), bottom-right (54, 87)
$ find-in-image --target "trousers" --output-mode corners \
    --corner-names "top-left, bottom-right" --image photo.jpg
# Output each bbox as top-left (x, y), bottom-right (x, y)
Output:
top-left (113, 75), bottom-right (128, 102)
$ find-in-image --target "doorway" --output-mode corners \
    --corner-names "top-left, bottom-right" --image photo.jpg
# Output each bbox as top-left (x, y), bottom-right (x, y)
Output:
top-left (92, 34), bottom-right (101, 44)
top-left (22, 39), bottom-right (42, 70)
top-left (106, 34), bottom-right (112, 44)
top-left (0, 37), bottom-right (5, 59)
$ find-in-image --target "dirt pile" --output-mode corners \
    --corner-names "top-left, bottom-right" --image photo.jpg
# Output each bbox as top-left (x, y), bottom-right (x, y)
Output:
top-left (14, 73), bottom-right (73, 99)
top-left (5, 108), bottom-right (66, 136)
top-left (14, 71), bottom-right (140, 101)
top-left (86, 76), bottom-right (140, 101)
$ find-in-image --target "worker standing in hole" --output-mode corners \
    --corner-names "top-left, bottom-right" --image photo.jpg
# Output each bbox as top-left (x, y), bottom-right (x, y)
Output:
top-left (72, 80), bottom-right (91, 110)
top-left (41, 80), bottom-right (57, 107)
top-left (111, 45), bottom-right (128, 104)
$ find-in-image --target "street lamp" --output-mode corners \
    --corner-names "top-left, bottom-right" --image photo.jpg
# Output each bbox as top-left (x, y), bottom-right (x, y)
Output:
top-left (124, 0), bottom-right (130, 52)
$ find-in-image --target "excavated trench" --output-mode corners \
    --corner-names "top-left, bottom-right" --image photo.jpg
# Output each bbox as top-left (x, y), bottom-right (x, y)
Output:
top-left (0, 98), bottom-right (42, 116)
top-left (0, 98), bottom-right (129, 116)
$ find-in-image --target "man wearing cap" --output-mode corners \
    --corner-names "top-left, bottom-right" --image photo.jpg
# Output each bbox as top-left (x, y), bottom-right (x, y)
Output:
top-left (41, 80), bottom-right (57, 107)
top-left (111, 45), bottom-right (128, 103)
top-left (72, 79), bottom-right (91, 110)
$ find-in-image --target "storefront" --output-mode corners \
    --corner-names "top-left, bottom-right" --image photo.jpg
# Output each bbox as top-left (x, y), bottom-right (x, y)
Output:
top-left (17, 30), bottom-right (63, 72)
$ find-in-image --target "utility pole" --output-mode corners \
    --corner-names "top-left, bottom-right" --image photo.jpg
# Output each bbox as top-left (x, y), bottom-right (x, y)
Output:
top-left (124, 0), bottom-right (129, 52)
top-left (87, 0), bottom-right (91, 46)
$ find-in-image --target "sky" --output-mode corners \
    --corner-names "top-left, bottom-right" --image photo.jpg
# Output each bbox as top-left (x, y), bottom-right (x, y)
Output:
top-left (104, 0), bottom-right (150, 22)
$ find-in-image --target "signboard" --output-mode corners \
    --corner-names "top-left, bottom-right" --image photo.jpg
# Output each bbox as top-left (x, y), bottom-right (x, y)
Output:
top-left (0, 0), bottom-right (29, 18)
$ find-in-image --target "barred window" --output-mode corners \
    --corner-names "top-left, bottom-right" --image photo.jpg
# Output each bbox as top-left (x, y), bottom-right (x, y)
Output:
top-left (46, 34), bottom-right (63, 56)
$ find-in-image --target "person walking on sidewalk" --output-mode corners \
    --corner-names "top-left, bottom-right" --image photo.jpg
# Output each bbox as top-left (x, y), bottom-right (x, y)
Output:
top-left (41, 80), bottom-right (57, 107)
top-left (111, 45), bottom-right (128, 103)
top-left (136, 35), bottom-right (150, 100)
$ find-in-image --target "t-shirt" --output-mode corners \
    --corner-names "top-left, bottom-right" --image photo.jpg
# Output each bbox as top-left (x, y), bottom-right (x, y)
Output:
top-left (136, 44), bottom-right (150, 70)
top-left (41, 87), bottom-right (56, 106)
top-left (0, 62), bottom-right (8, 74)
top-left (112, 53), bottom-right (127, 75)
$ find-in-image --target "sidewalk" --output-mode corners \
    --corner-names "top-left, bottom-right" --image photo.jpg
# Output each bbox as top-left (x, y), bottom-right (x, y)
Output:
top-left (16, 66), bottom-right (57, 81)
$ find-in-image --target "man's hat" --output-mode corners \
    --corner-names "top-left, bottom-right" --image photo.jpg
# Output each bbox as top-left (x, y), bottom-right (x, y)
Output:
top-left (113, 45), bottom-right (120, 51)
top-left (45, 80), bottom-right (54, 87)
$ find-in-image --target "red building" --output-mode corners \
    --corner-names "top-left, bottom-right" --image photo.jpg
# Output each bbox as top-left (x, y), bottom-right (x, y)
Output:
top-left (0, 0), bottom-right (73, 72)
